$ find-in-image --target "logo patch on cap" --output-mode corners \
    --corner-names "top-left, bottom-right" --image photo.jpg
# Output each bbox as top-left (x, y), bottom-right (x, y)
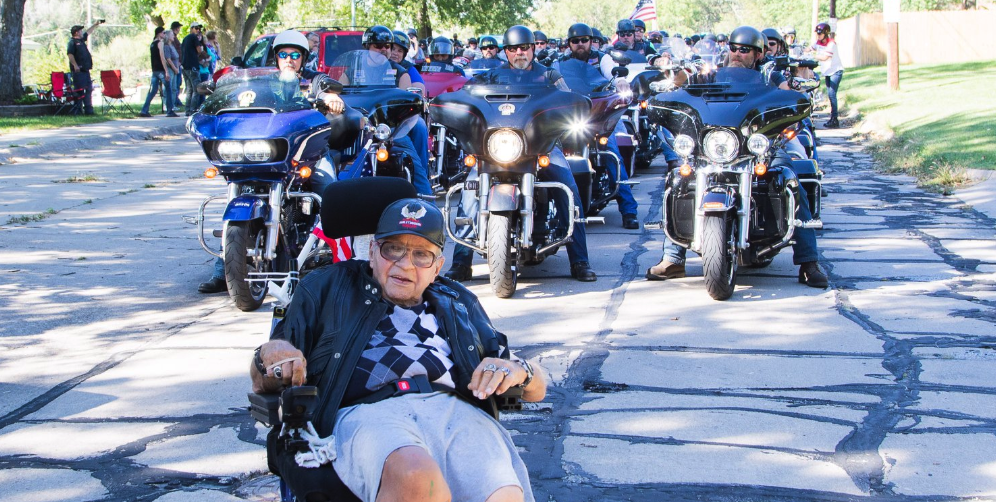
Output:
top-left (399, 203), bottom-right (427, 229)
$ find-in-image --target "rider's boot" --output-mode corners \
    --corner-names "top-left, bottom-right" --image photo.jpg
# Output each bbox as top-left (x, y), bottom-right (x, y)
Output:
top-left (570, 262), bottom-right (597, 282)
top-left (798, 261), bottom-right (829, 288)
top-left (645, 259), bottom-right (686, 281)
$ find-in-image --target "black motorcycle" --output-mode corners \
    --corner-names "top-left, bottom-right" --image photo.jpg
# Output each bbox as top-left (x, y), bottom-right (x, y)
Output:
top-left (647, 67), bottom-right (823, 300)
top-left (430, 67), bottom-right (591, 297)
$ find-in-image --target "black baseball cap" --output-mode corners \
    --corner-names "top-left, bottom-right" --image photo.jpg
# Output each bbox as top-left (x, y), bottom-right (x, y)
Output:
top-left (375, 198), bottom-right (446, 249)
top-left (170, 21), bottom-right (182, 29)
top-left (70, 25), bottom-right (84, 35)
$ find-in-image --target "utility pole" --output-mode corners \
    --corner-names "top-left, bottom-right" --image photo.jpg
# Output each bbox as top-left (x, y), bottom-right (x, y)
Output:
top-left (829, 0), bottom-right (837, 32)
top-left (884, 0), bottom-right (900, 90)
top-left (812, 0), bottom-right (819, 36)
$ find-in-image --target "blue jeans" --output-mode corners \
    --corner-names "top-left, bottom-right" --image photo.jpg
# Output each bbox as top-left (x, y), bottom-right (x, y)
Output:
top-left (825, 70), bottom-right (843, 121)
top-left (72, 72), bottom-right (93, 114)
top-left (661, 151), bottom-right (818, 266)
top-left (606, 121), bottom-right (638, 216)
top-left (183, 68), bottom-right (202, 114)
top-left (140, 71), bottom-right (175, 115)
top-left (391, 135), bottom-right (431, 195)
top-left (408, 118), bottom-right (430, 190)
top-left (211, 256), bottom-right (224, 280)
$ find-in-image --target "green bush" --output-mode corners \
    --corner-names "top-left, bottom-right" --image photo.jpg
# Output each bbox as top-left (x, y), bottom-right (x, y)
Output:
top-left (14, 94), bottom-right (40, 105)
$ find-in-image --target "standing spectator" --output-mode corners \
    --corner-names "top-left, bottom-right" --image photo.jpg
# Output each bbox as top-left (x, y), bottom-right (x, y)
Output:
top-left (810, 22), bottom-right (844, 128)
top-left (169, 21), bottom-right (183, 104)
top-left (66, 20), bottom-right (103, 115)
top-left (406, 28), bottom-right (424, 63)
top-left (305, 32), bottom-right (320, 72)
top-left (181, 22), bottom-right (206, 116)
top-left (162, 30), bottom-right (182, 111)
top-left (139, 27), bottom-right (177, 117)
top-left (205, 30), bottom-right (221, 74)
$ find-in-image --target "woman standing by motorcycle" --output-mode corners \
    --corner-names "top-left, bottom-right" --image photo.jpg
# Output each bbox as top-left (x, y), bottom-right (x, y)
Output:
top-left (809, 23), bottom-right (844, 128)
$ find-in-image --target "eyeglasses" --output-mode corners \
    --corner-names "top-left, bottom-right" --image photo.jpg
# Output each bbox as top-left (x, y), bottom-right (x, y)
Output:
top-left (505, 44), bottom-right (533, 53)
top-left (618, 31), bottom-right (635, 37)
top-left (569, 37), bottom-right (590, 45)
top-left (636, 28), bottom-right (646, 33)
top-left (767, 41), bottom-right (779, 46)
top-left (481, 45), bottom-right (498, 50)
top-left (369, 43), bottom-right (391, 50)
top-left (535, 41), bottom-right (548, 46)
top-left (375, 241), bottom-right (440, 268)
top-left (277, 51), bottom-right (302, 60)
top-left (729, 45), bottom-right (754, 54)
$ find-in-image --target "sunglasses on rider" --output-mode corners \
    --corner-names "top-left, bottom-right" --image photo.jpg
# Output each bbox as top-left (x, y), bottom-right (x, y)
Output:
top-left (569, 37), bottom-right (591, 45)
top-left (375, 240), bottom-right (440, 268)
top-left (636, 27), bottom-right (646, 33)
top-left (481, 45), bottom-right (498, 50)
top-left (368, 43), bottom-right (391, 50)
top-left (505, 44), bottom-right (533, 53)
top-left (729, 44), bottom-right (755, 54)
top-left (767, 41), bottom-right (779, 46)
top-left (277, 51), bottom-right (302, 60)
top-left (617, 31), bottom-right (635, 37)
top-left (535, 41), bottom-right (548, 45)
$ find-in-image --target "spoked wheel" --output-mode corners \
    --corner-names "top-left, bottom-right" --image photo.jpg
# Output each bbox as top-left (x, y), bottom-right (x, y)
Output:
top-left (701, 215), bottom-right (738, 301)
top-left (487, 213), bottom-right (517, 298)
top-left (224, 221), bottom-right (269, 311)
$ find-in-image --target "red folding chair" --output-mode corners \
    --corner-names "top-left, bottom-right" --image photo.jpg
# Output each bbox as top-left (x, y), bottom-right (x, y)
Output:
top-left (99, 70), bottom-right (136, 114)
top-left (51, 72), bottom-right (85, 115)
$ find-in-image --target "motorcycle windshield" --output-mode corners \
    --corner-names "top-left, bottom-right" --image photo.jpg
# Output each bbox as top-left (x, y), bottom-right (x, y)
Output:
top-left (557, 58), bottom-right (610, 95)
top-left (693, 39), bottom-right (722, 67)
top-left (666, 37), bottom-right (693, 61)
top-left (649, 67), bottom-right (811, 138)
top-left (327, 50), bottom-right (400, 88)
top-left (201, 68), bottom-right (312, 114)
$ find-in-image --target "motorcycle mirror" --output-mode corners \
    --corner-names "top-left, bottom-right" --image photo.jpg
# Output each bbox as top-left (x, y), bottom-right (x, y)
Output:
top-left (195, 81), bottom-right (214, 96)
top-left (230, 56), bottom-right (245, 67)
top-left (314, 75), bottom-right (344, 94)
top-left (611, 66), bottom-right (630, 78)
top-left (609, 50), bottom-right (632, 66)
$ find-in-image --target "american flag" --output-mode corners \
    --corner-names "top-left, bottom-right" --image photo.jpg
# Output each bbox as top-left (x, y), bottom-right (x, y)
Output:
top-left (630, 0), bottom-right (657, 23)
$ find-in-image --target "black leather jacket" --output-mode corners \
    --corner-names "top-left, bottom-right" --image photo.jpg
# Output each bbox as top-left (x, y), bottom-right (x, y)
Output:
top-left (271, 259), bottom-right (510, 436)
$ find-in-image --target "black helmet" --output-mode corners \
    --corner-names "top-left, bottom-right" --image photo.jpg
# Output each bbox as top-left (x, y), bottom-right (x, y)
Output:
top-left (659, 30), bottom-right (669, 39)
top-left (468, 37), bottom-right (478, 44)
top-left (632, 19), bottom-right (646, 31)
top-left (717, 33), bottom-right (728, 42)
top-left (673, 32), bottom-right (682, 39)
top-left (815, 22), bottom-right (831, 35)
top-left (567, 23), bottom-right (593, 40)
top-left (392, 30), bottom-right (410, 51)
top-left (429, 36), bottom-right (454, 56)
top-left (479, 35), bottom-right (499, 49)
top-left (406, 28), bottom-right (417, 38)
top-left (533, 30), bottom-right (548, 43)
top-left (690, 34), bottom-right (701, 44)
top-left (728, 26), bottom-right (765, 52)
top-left (648, 31), bottom-right (663, 42)
top-left (761, 28), bottom-right (784, 47)
top-left (503, 25), bottom-right (535, 47)
top-left (592, 28), bottom-right (605, 43)
top-left (616, 19), bottom-right (635, 33)
top-left (705, 33), bottom-right (718, 42)
top-left (363, 25), bottom-right (393, 47)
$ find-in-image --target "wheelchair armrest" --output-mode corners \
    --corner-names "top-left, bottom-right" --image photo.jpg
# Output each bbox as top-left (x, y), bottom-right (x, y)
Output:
top-left (248, 391), bottom-right (281, 427)
top-left (495, 386), bottom-right (524, 412)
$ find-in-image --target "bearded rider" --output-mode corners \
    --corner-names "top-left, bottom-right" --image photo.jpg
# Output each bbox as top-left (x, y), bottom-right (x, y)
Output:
top-left (423, 37), bottom-right (466, 76)
top-left (553, 23), bottom-right (640, 230)
top-left (443, 25), bottom-right (598, 283)
top-left (468, 35), bottom-right (503, 71)
top-left (645, 26), bottom-right (829, 289)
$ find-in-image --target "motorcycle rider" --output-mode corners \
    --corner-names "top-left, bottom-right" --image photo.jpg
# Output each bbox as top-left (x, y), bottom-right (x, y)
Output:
top-left (591, 28), bottom-right (605, 51)
top-left (555, 22), bottom-right (639, 229)
top-left (444, 25), bottom-right (598, 283)
top-left (632, 19), bottom-right (657, 56)
top-left (423, 36), bottom-right (466, 76)
top-left (615, 19), bottom-right (656, 58)
top-left (645, 26), bottom-right (829, 289)
top-left (463, 37), bottom-right (483, 60)
top-left (762, 28), bottom-right (785, 58)
top-left (468, 35), bottom-right (503, 70)
top-left (533, 31), bottom-right (551, 62)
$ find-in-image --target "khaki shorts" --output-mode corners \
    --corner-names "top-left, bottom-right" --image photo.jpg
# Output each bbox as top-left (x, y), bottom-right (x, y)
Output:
top-left (332, 392), bottom-right (534, 502)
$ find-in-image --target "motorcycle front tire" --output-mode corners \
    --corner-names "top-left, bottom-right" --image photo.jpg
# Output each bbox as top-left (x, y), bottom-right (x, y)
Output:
top-left (701, 214), bottom-right (738, 301)
top-left (224, 221), bottom-right (268, 312)
top-left (487, 213), bottom-right (518, 298)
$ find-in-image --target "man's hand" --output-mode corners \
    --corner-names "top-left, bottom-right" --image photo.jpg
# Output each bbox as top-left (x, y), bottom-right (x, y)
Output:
top-left (468, 357), bottom-right (527, 400)
top-left (321, 93), bottom-right (345, 114)
top-left (250, 340), bottom-right (307, 393)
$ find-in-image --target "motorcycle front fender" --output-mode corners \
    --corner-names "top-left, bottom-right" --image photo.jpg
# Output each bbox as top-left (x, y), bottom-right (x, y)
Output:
top-left (223, 195), bottom-right (269, 222)
top-left (700, 189), bottom-right (736, 213)
top-left (487, 183), bottom-right (520, 212)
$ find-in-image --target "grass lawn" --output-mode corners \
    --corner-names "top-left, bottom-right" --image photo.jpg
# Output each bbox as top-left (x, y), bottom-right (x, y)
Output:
top-left (0, 98), bottom-right (166, 136)
top-left (842, 60), bottom-right (996, 191)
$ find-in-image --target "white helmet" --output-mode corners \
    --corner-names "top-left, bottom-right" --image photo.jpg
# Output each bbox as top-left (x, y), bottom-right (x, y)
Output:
top-left (272, 29), bottom-right (309, 56)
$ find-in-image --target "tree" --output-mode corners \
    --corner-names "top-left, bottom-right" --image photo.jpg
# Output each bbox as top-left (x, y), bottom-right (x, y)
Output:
top-left (0, 0), bottom-right (27, 104)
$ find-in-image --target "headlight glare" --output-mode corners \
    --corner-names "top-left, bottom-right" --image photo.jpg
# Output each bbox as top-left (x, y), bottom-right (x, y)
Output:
top-left (374, 124), bottom-right (392, 141)
top-left (487, 129), bottom-right (524, 164)
top-left (673, 134), bottom-right (695, 157)
top-left (747, 133), bottom-right (770, 156)
top-left (217, 141), bottom-right (244, 162)
top-left (703, 129), bottom-right (739, 163)
top-left (242, 140), bottom-right (273, 162)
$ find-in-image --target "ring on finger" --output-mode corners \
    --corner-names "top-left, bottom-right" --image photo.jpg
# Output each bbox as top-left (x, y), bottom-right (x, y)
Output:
top-left (484, 363), bottom-right (497, 373)
top-left (497, 366), bottom-right (511, 377)
top-left (273, 366), bottom-right (283, 379)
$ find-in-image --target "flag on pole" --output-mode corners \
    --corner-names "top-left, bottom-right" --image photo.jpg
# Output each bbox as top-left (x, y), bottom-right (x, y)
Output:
top-left (630, 0), bottom-right (657, 23)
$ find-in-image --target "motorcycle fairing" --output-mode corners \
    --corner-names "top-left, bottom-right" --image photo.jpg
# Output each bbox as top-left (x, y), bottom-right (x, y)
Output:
top-left (488, 184), bottom-right (521, 212)
top-left (700, 189), bottom-right (737, 213)
top-left (223, 195), bottom-right (270, 222)
top-left (420, 71), bottom-right (468, 99)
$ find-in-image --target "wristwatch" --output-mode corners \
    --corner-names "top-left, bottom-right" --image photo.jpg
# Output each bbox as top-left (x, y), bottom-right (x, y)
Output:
top-left (253, 345), bottom-right (267, 376)
top-left (515, 358), bottom-right (534, 388)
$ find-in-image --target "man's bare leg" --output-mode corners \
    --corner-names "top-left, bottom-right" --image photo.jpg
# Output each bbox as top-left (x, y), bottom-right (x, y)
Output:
top-left (376, 446), bottom-right (451, 502)
top-left (486, 485), bottom-right (524, 502)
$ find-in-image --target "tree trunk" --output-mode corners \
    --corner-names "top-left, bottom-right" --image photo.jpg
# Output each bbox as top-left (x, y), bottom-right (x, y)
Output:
top-left (201, 0), bottom-right (272, 65)
top-left (418, 0), bottom-right (432, 40)
top-left (0, 0), bottom-right (27, 105)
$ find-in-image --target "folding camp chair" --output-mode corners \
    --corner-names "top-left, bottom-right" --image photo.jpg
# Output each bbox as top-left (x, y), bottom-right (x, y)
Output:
top-left (100, 70), bottom-right (136, 114)
top-left (51, 72), bottom-right (85, 115)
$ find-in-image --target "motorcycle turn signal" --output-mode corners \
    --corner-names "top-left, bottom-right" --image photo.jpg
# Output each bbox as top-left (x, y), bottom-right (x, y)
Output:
top-left (538, 155), bottom-right (551, 168)
top-left (679, 163), bottom-right (692, 177)
top-left (204, 167), bottom-right (218, 179)
top-left (376, 148), bottom-right (390, 162)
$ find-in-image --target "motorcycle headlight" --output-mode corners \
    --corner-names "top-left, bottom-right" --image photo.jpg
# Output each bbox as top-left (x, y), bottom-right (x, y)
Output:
top-left (673, 134), bottom-right (695, 157)
top-left (242, 140), bottom-right (274, 162)
top-left (374, 124), bottom-right (392, 141)
top-left (703, 129), bottom-right (739, 163)
top-left (487, 129), bottom-right (524, 164)
top-left (217, 141), bottom-right (244, 162)
top-left (747, 133), bottom-right (770, 156)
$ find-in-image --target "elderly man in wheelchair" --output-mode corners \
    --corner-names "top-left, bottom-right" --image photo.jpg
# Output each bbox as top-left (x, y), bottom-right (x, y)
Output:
top-left (248, 179), bottom-right (546, 502)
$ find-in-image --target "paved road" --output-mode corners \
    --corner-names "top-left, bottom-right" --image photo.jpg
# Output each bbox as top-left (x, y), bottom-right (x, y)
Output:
top-left (0, 117), bottom-right (994, 502)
